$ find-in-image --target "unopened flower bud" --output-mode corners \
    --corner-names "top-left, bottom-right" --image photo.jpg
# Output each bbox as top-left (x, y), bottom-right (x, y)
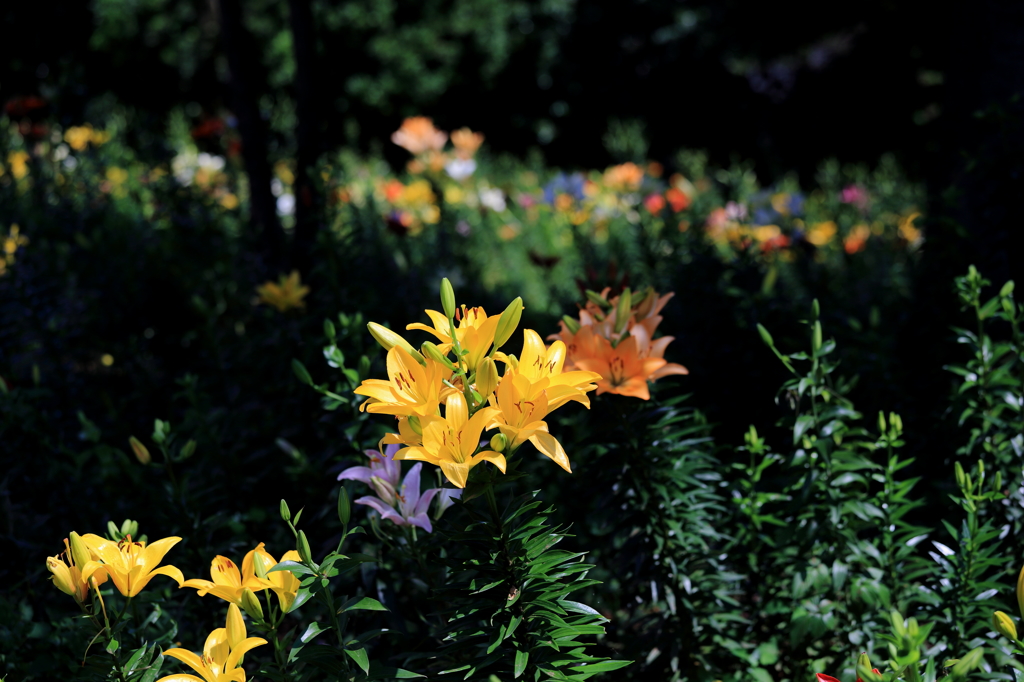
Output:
top-left (338, 487), bottom-right (351, 526)
top-left (367, 322), bottom-right (418, 359)
top-left (633, 287), bottom-right (657, 320)
top-left (811, 298), bottom-right (820, 318)
top-left (756, 323), bottom-right (774, 348)
top-left (476, 357), bottom-right (499, 398)
top-left (493, 297), bottom-right (524, 351)
top-left (179, 439), bottom-right (196, 460)
top-left (422, 341), bottom-right (455, 370)
top-left (226, 603), bottom-right (246, 648)
top-left (440, 278), bottom-right (457, 320)
top-left (1000, 280), bottom-right (1015, 298)
top-left (812, 320), bottom-right (822, 352)
top-left (297, 530), bottom-right (313, 564)
top-left (1016, 564), bottom-right (1024, 620)
top-left (407, 415), bottom-right (423, 435)
top-left (993, 611), bottom-right (1018, 641)
top-left (614, 288), bottom-right (633, 335)
top-left (856, 653), bottom-right (881, 682)
top-left (585, 289), bottom-right (611, 309)
top-left (954, 461), bottom-right (966, 489)
top-left (129, 437), bottom-right (151, 465)
top-left (490, 433), bottom-right (508, 452)
top-left (68, 531), bottom-right (92, 570)
top-left (371, 475), bottom-right (398, 507)
top-left (252, 551), bottom-right (271, 580)
top-left (241, 588), bottom-right (264, 621)
top-left (561, 315), bottom-right (581, 334)
top-left (280, 499), bottom-right (291, 521)
top-left (877, 412), bottom-right (887, 434)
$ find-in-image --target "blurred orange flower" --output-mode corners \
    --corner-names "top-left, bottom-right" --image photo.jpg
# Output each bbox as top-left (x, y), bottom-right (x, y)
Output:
top-left (844, 224), bottom-right (871, 254)
top-left (450, 127), bottom-right (484, 159)
top-left (392, 117), bottom-right (447, 155)
top-left (603, 162), bottom-right (644, 191)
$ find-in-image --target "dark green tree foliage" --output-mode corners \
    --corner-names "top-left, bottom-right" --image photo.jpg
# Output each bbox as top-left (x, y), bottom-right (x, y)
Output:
top-left (428, 492), bottom-right (627, 681)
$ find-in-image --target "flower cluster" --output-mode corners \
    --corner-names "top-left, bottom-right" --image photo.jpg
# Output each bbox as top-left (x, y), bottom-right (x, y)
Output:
top-left (391, 116), bottom-right (485, 182)
top-left (551, 287), bottom-right (688, 400)
top-left (353, 281), bottom-right (601, 488)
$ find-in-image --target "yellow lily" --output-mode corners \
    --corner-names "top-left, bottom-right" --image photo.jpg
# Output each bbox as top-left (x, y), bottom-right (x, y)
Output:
top-left (255, 270), bottom-right (310, 312)
top-left (406, 306), bottom-right (500, 370)
top-left (488, 372), bottom-right (572, 473)
top-left (80, 534), bottom-right (184, 598)
top-left (46, 532), bottom-right (108, 602)
top-left (158, 603), bottom-right (267, 682)
top-left (182, 543), bottom-right (302, 612)
top-left (354, 346), bottom-right (448, 417)
top-left (394, 393), bottom-right (504, 488)
top-left (511, 329), bottom-right (600, 410)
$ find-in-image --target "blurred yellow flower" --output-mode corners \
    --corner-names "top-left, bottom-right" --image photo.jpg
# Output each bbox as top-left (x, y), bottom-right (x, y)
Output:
top-left (806, 221), bottom-right (837, 246)
top-left (219, 193), bottom-right (239, 210)
top-left (7, 151), bottom-right (30, 180)
top-left (256, 271), bottom-right (310, 312)
top-left (498, 224), bottom-right (519, 241)
top-left (64, 124), bottom-right (110, 152)
top-left (403, 179), bottom-right (436, 206)
top-left (80, 533), bottom-right (184, 598)
top-left (770, 192), bottom-right (792, 215)
top-left (157, 604), bottom-right (267, 682)
top-left (898, 211), bottom-right (922, 243)
top-left (106, 167), bottom-right (129, 186)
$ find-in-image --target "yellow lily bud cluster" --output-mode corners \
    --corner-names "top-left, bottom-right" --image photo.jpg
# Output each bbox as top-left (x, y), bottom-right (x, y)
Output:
top-left (354, 279), bottom-right (602, 488)
top-left (550, 286), bottom-right (688, 400)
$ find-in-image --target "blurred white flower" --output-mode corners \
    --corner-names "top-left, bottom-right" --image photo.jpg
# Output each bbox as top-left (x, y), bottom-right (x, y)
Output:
top-left (479, 187), bottom-right (506, 212)
top-left (445, 158), bottom-right (476, 181)
top-left (277, 193), bottom-right (296, 216)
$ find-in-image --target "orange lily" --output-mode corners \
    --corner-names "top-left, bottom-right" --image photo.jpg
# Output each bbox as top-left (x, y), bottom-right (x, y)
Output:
top-left (158, 603), bottom-right (266, 682)
top-left (572, 325), bottom-right (688, 400)
top-left (394, 393), bottom-right (504, 488)
top-left (354, 346), bottom-right (448, 417)
top-left (80, 534), bottom-right (184, 598)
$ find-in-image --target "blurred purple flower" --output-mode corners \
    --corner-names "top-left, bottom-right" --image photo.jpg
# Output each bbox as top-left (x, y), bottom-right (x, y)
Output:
top-left (840, 184), bottom-right (870, 210)
top-left (725, 201), bottom-right (748, 221)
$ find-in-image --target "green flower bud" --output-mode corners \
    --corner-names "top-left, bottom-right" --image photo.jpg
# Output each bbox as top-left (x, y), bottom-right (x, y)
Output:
top-left (252, 552), bottom-right (270, 580)
top-left (585, 289), bottom-right (611, 309)
top-left (614, 288), bottom-right (632, 335)
top-left (950, 647), bottom-right (984, 678)
top-left (561, 315), bottom-right (581, 335)
top-left (241, 588), bottom-right (264, 621)
top-left (440, 278), bottom-right (457, 320)
top-left (338, 487), bottom-right (351, 526)
top-left (993, 611), bottom-right (1018, 641)
top-left (421, 341), bottom-right (456, 370)
top-left (1000, 280), bottom-right (1015, 298)
top-left (811, 298), bottom-right (820, 318)
top-left (877, 412), bottom-right (887, 434)
top-left (812, 320), bottom-right (822, 352)
top-left (297, 530), bottom-right (313, 564)
top-left (280, 499), bottom-right (291, 521)
top-left (490, 433), bottom-right (508, 453)
top-left (407, 415), bottom-right (423, 436)
top-left (179, 439), bottom-right (196, 460)
top-left (367, 322), bottom-right (426, 366)
top-left (756, 323), bottom-right (774, 348)
top-left (954, 461), bottom-right (966, 489)
top-left (129, 437), bottom-right (151, 465)
top-left (493, 297), bottom-right (524, 351)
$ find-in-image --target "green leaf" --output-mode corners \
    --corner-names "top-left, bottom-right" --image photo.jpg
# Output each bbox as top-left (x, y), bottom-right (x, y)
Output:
top-left (106, 638), bottom-right (119, 654)
top-left (345, 647), bottom-right (371, 674)
top-left (292, 359), bottom-right (313, 385)
top-left (514, 650), bottom-right (529, 678)
top-left (269, 560), bottom-right (314, 576)
top-left (338, 596), bottom-right (389, 613)
top-left (299, 622), bottom-right (331, 644)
